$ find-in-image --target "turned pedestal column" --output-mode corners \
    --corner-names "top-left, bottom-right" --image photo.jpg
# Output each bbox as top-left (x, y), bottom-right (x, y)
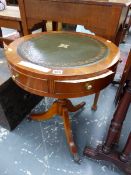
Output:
top-left (84, 50), bottom-right (131, 175)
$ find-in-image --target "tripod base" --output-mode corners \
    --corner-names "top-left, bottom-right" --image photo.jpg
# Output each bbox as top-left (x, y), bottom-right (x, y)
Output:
top-left (30, 98), bottom-right (86, 162)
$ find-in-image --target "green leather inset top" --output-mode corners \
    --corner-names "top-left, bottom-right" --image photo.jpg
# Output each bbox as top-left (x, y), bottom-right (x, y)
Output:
top-left (17, 33), bottom-right (109, 68)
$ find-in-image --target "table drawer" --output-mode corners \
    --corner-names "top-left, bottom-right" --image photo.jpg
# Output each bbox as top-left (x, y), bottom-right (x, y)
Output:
top-left (54, 71), bottom-right (115, 98)
top-left (9, 65), bottom-right (115, 98)
top-left (10, 66), bottom-right (48, 95)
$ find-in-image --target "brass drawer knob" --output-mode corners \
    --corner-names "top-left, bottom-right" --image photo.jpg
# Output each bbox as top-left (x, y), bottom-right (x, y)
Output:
top-left (12, 74), bottom-right (19, 80)
top-left (85, 84), bottom-right (92, 90)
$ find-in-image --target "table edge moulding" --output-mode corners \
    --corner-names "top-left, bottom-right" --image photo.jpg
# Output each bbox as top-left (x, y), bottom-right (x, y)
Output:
top-left (4, 31), bottom-right (120, 161)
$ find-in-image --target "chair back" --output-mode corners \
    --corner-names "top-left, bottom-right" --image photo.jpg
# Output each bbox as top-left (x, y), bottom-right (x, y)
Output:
top-left (18, 0), bottom-right (127, 45)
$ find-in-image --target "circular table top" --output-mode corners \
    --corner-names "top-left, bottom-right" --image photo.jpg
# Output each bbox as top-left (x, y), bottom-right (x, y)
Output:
top-left (17, 32), bottom-right (109, 68)
top-left (5, 32), bottom-right (120, 80)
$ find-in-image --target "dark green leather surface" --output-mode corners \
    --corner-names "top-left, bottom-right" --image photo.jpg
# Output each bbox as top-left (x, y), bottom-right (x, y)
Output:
top-left (17, 33), bottom-right (109, 68)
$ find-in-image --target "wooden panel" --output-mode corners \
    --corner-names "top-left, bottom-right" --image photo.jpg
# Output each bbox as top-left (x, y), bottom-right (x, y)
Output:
top-left (54, 72), bottom-right (115, 98)
top-left (9, 64), bottom-right (115, 98)
top-left (0, 18), bottom-right (21, 30)
top-left (22, 0), bottom-right (124, 42)
top-left (10, 66), bottom-right (48, 95)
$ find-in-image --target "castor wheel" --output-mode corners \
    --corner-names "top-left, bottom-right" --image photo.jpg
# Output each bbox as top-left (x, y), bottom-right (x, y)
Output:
top-left (73, 153), bottom-right (81, 164)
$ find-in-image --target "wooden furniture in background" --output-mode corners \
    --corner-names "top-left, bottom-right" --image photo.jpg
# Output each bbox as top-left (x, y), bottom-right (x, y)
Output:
top-left (84, 50), bottom-right (131, 175)
top-left (0, 6), bottom-right (22, 47)
top-left (0, 5), bottom-right (47, 47)
top-left (5, 31), bottom-right (119, 161)
top-left (18, 0), bottom-right (131, 45)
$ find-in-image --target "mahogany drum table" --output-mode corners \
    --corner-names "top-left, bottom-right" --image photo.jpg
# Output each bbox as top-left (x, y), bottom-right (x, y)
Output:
top-left (5, 32), bottom-right (120, 161)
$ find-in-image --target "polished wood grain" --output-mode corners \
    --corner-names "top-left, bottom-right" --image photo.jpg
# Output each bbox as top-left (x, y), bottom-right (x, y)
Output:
top-left (5, 32), bottom-right (120, 98)
top-left (5, 32), bottom-right (119, 159)
top-left (5, 32), bottom-right (119, 79)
